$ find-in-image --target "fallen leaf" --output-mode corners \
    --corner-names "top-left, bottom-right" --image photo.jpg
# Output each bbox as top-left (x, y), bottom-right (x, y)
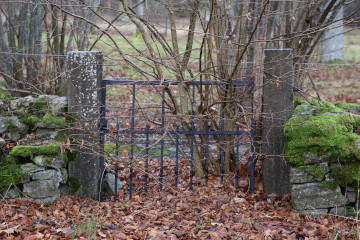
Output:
top-left (0, 225), bottom-right (20, 235)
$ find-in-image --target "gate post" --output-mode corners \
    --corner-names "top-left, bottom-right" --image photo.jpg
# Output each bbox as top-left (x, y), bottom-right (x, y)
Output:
top-left (261, 49), bottom-right (293, 195)
top-left (67, 51), bottom-right (103, 200)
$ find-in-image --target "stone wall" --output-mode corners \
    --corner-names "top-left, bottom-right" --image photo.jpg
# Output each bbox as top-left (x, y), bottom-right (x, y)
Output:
top-left (284, 100), bottom-right (360, 217)
top-left (0, 89), bottom-right (70, 203)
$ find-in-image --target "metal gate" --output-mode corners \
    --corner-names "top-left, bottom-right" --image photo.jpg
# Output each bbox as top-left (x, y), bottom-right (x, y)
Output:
top-left (99, 78), bottom-right (255, 200)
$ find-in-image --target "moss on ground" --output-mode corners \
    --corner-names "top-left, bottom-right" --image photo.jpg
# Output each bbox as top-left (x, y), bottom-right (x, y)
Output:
top-left (8, 144), bottom-right (61, 164)
top-left (284, 100), bottom-right (360, 166)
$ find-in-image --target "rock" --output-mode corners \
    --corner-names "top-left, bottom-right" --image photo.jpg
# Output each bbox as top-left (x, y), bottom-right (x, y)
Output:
top-left (0, 137), bottom-right (5, 147)
top-left (293, 104), bottom-right (315, 116)
top-left (329, 207), bottom-right (355, 217)
top-left (4, 188), bottom-right (21, 199)
top-left (303, 153), bottom-right (330, 165)
top-left (295, 209), bottom-right (329, 218)
top-left (104, 173), bottom-right (124, 196)
top-left (0, 116), bottom-right (27, 135)
top-left (60, 168), bottom-right (68, 184)
top-left (36, 128), bottom-right (64, 140)
top-left (234, 197), bottom-right (247, 203)
top-left (291, 182), bottom-right (348, 211)
top-left (290, 163), bottom-right (330, 183)
top-left (32, 169), bottom-right (62, 187)
top-left (37, 95), bottom-right (67, 115)
top-left (23, 179), bottom-right (60, 199)
top-left (59, 184), bottom-right (71, 195)
top-left (346, 191), bottom-right (356, 203)
top-left (33, 155), bottom-right (66, 169)
top-left (325, 173), bottom-right (335, 181)
top-left (37, 112), bottom-right (66, 129)
top-left (10, 96), bottom-right (35, 109)
top-left (36, 193), bottom-right (61, 204)
top-left (10, 95), bottom-right (67, 116)
top-left (6, 132), bottom-right (21, 142)
top-left (20, 163), bottom-right (45, 182)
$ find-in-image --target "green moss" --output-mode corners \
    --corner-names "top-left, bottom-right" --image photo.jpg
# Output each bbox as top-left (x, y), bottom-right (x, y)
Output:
top-left (0, 87), bottom-right (14, 101)
top-left (319, 181), bottom-right (339, 191)
top-left (25, 116), bottom-right (41, 128)
top-left (299, 164), bottom-right (325, 179)
top-left (323, 58), bottom-right (346, 65)
top-left (0, 164), bottom-right (22, 192)
top-left (329, 162), bottom-right (360, 188)
top-left (7, 144), bottom-right (61, 164)
top-left (12, 110), bottom-right (27, 120)
top-left (42, 111), bottom-right (66, 127)
top-left (69, 177), bottom-right (82, 194)
top-left (284, 113), bottom-right (360, 166)
top-left (294, 98), bottom-right (310, 107)
top-left (63, 150), bottom-right (77, 164)
top-left (32, 98), bottom-right (48, 110)
top-left (335, 102), bottom-right (360, 113)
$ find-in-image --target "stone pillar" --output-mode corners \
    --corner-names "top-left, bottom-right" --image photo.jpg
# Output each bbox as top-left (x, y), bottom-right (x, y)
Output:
top-left (261, 49), bottom-right (293, 195)
top-left (67, 51), bottom-right (103, 200)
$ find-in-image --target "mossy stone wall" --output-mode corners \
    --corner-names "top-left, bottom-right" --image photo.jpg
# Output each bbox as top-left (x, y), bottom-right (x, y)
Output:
top-left (285, 100), bottom-right (360, 217)
top-left (0, 93), bottom-right (71, 203)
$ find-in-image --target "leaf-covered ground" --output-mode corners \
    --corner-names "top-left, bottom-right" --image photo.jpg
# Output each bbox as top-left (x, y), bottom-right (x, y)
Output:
top-left (1, 177), bottom-right (358, 239)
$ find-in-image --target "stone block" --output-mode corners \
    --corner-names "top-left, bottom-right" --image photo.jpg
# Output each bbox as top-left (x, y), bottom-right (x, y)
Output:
top-left (291, 182), bottom-right (348, 211)
top-left (290, 163), bottom-right (330, 183)
top-left (0, 137), bottom-right (6, 147)
top-left (60, 168), bottom-right (68, 184)
top-left (0, 116), bottom-right (27, 135)
top-left (23, 179), bottom-right (60, 199)
top-left (33, 155), bottom-right (66, 169)
top-left (32, 169), bottom-right (62, 187)
top-left (20, 163), bottom-right (45, 182)
top-left (329, 206), bottom-right (356, 217)
top-left (303, 153), bottom-right (330, 165)
top-left (104, 173), bottom-right (125, 196)
top-left (37, 95), bottom-right (67, 115)
top-left (295, 209), bottom-right (329, 218)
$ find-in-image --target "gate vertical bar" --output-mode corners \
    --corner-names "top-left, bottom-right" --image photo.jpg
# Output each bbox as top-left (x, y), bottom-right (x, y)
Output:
top-left (175, 125), bottom-right (179, 188)
top-left (114, 122), bottom-right (120, 201)
top-left (129, 83), bottom-right (136, 199)
top-left (144, 125), bottom-right (149, 194)
top-left (220, 108), bottom-right (225, 185)
top-left (114, 163), bottom-right (118, 201)
top-left (160, 87), bottom-right (165, 191)
top-left (99, 80), bottom-right (106, 201)
top-left (235, 125), bottom-right (240, 190)
top-left (190, 84), bottom-right (195, 190)
top-left (250, 117), bottom-right (255, 193)
top-left (205, 124), bottom-right (209, 186)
